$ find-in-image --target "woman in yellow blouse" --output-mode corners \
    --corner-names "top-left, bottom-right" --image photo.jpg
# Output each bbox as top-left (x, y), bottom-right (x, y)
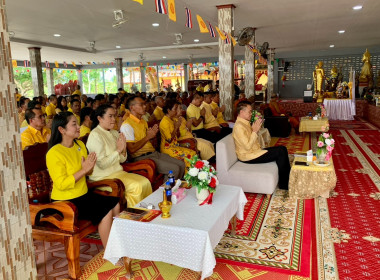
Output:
top-left (159, 99), bottom-right (196, 172)
top-left (176, 106), bottom-right (215, 161)
top-left (46, 112), bottom-right (120, 247)
top-left (87, 104), bottom-right (152, 207)
top-left (56, 96), bottom-right (68, 114)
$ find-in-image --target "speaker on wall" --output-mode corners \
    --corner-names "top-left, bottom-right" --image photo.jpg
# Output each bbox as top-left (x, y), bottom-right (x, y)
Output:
top-left (304, 90), bottom-right (313, 103)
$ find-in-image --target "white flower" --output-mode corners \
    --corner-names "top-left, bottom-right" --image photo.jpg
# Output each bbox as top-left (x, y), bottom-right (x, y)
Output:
top-left (202, 160), bottom-right (209, 167)
top-left (188, 168), bottom-right (199, 177)
top-left (325, 139), bottom-right (332, 146)
top-left (198, 171), bottom-right (208, 181)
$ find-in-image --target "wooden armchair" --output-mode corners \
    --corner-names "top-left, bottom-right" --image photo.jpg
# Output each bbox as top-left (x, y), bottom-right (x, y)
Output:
top-left (23, 143), bottom-right (125, 279)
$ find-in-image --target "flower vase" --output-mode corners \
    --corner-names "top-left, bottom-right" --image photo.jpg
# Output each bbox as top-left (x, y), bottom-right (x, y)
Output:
top-left (195, 188), bottom-right (212, 205)
top-left (316, 149), bottom-right (327, 164)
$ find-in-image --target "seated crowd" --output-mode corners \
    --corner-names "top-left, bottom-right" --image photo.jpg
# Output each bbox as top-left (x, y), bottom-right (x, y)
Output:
top-left (18, 87), bottom-right (292, 247)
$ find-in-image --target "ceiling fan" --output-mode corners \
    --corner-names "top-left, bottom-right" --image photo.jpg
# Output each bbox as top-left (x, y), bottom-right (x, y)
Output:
top-left (173, 33), bottom-right (183, 45)
top-left (112, 10), bottom-right (128, 28)
top-left (138, 53), bottom-right (146, 61)
top-left (86, 41), bottom-right (96, 53)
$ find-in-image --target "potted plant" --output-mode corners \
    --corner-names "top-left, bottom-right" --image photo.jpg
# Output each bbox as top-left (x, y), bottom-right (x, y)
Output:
top-left (316, 126), bottom-right (335, 164)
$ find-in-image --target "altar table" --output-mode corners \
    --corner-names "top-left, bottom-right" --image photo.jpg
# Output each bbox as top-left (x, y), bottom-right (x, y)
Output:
top-left (289, 157), bottom-right (337, 199)
top-left (323, 99), bottom-right (355, 120)
top-left (104, 185), bottom-right (247, 280)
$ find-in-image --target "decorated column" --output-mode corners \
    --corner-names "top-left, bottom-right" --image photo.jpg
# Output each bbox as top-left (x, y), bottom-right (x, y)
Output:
top-left (140, 66), bottom-right (146, 92)
top-left (244, 36), bottom-right (256, 98)
top-left (46, 67), bottom-right (54, 96)
top-left (266, 48), bottom-right (275, 103)
top-left (28, 47), bottom-right (44, 97)
top-left (115, 58), bottom-right (123, 89)
top-left (183, 63), bottom-right (189, 92)
top-left (157, 66), bottom-right (160, 92)
top-left (0, 1), bottom-right (37, 278)
top-left (217, 4), bottom-right (235, 121)
top-left (77, 69), bottom-right (83, 91)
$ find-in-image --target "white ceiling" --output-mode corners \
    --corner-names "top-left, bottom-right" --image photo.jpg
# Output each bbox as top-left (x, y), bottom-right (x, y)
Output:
top-left (6, 0), bottom-right (380, 64)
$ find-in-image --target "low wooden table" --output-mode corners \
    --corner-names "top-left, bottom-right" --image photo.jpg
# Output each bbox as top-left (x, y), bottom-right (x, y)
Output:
top-left (289, 157), bottom-right (337, 199)
top-left (299, 117), bottom-right (329, 133)
top-left (104, 185), bottom-right (247, 280)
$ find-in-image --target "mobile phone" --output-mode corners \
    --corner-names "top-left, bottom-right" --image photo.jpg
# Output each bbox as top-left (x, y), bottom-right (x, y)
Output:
top-left (294, 161), bottom-right (309, 166)
top-left (125, 208), bottom-right (147, 215)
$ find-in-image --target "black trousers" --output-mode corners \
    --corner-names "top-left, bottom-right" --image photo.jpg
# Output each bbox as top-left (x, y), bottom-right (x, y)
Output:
top-left (241, 146), bottom-right (290, 190)
top-left (193, 127), bottom-right (232, 144)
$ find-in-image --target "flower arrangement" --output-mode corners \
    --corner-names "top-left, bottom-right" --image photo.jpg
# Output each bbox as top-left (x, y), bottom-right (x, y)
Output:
top-left (185, 155), bottom-right (218, 193)
top-left (250, 110), bottom-right (263, 124)
top-left (315, 104), bottom-right (326, 118)
top-left (316, 125), bottom-right (335, 163)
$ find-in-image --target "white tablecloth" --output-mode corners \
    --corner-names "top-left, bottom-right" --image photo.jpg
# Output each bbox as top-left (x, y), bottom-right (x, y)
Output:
top-left (323, 99), bottom-right (355, 120)
top-left (104, 185), bottom-right (247, 280)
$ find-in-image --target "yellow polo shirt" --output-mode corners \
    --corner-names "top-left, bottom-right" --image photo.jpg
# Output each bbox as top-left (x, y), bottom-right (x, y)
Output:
top-left (72, 90), bottom-right (82, 96)
top-left (211, 101), bottom-right (227, 124)
top-left (68, 108), bottom-right (81, 124)
top-left (121, 114), bottom-right (155, 158)
top-left (21, 125), bottom-right (51, 150)
top-left (21, 119), bottom-right (28, 128)
top-left (18, 111), bottom-right (25, 125)
top-left (47, 140), bottom-right (88, 200)
top-left (232, 117), bottom-right (267, 161)
top-left (41, 106), bottom-right (46, 115)
top-left (46, 103), bottom-right (56, 118)
top-left (200, 101), bottom-right (220, 129)
top-left (153, 106), bottom-right (164, 121)
top-left (80, 125), bottom-right (91, 138)
top-left (186, 103), bottom-right (203, 130)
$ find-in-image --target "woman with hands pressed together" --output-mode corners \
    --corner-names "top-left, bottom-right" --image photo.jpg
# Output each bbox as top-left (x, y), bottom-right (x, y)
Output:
top-left (46, 112), bottom-right (120, 247)
top-left (86, 104), bottom-right (152, 207)
top-left (159, 99), bottom-right (196, 172)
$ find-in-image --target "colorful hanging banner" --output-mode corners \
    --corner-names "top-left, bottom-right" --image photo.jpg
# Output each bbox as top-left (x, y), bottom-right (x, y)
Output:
top-left (23, 60), bottom-right (30, 67)
top-left (208, 22), bottom-right (216, 37)
top-left (248, 44), bottom-right (258, 53)
top-left (45, 61), bottom-right (50, 68)
top-left (196, 15), bottom-right (208, 33)
top-left (87, 62), bottom-right (91, 65)
top-left (132, 0), bottom-right (143, 4)
top-left (168, 0), bottom-right (176, 22)
top-left (185, 7), bottom-right (192, 28)
top-left (230, 33), bottom-right (237, 46)
top-left (92, 62), bottom-right (96, 65)
top-left (155, 0), bottom-right (167, 14)
top-left (12, 60), bottom-right (17, 68)
top-left (54, 61), bottom-right (59, 68)
top-left (63, 61), bottom-right (68, 68)
top-left (72, 61), bottom-right (76, 67)
top-left (223, 32), bottom-right (230, 44)
top-left (215, 26), bottom-right (226, 40)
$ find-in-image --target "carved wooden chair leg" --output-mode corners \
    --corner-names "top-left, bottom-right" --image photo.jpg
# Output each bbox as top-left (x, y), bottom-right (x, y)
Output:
top-left (64, 235), bottom-right (81, 279)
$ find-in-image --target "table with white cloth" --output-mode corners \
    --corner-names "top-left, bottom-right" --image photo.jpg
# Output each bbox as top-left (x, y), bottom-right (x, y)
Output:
top-left (323, 98), bottom-right (355, 120)
top-left (104, 184), bottom-right (247, 280)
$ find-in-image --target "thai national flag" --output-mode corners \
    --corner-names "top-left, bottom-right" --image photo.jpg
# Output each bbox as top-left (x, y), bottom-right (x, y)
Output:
top-left (208, 22), bottom-right (216, 37)
top-left (155, 0), bottom-right (167, 14)
top-left (45, 61), bottom-right (50, 68)
top-left (23, 60), bottom-right (29, 67)
top-left (224, 32), bottom-right (230, 44)
top-left (185, 7), bottom-right (192, 28)
top-left (63, 61), bottom-right (68, 68)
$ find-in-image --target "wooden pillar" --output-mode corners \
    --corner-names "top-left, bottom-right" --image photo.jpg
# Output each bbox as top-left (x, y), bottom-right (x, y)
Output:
top-left (46, 67), bottom-right (54, 96)
top-left (28, 47), bottom-right (44, 97)
top-left (0, 1), bottom-right (37, 278)
top-left (140, 66), bottom-right (146, 92)
top-left (267, 48), bottom-right (275, 103)
top-left (217, 4), bottom-right (235, 121)
top-left (183, 63), bottom-right (189, 92)
top-left (244, 34), bottom-right (256, 98)
top-left (77, 69), bottom-right (83, 92)
top-left (115, 58), bottom-right (123, 89)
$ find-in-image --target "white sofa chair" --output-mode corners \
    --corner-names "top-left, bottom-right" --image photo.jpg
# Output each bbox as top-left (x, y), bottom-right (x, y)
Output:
top-left (216, 134), bottom-right (278, 195)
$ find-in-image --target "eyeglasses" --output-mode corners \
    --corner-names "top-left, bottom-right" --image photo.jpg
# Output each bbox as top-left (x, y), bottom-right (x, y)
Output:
top-left (33, 114), bottom-right (46, 120)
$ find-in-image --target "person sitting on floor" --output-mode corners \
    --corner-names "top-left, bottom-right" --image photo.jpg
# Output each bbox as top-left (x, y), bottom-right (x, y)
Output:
top-left (87, 104), bottom-right (152, 207)
top-left (159, 99), bottom-right (196, 172)
top-left (79, 107), bottom-right (93, 138)
top-left (120, 96), bottom-right (185, 181)
top-left (269, 96), bottom-right (300, 134)
top-left (232, 101), bottom-right (290, 190)
top-left (46, 112), bottom-right (120, 247)
top-left (21, 108), bottom-right (51, 150)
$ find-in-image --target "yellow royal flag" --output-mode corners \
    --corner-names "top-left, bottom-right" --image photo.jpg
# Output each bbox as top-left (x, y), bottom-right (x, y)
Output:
top-left (230, 33), bottom-right (237, 46)
top-left (132, 0), bottom-right (143, 4)
top-left (55, 61), bottom-right (59, 68)
top-left (12, 60), bottom-right (17, 68)
top-left (196, 15), bottom-right (208, 33)
top-left (72, 62), bottom-right (76, 67)
top-left (87, 62), bottom-right (91, 65)
top-left (215, 26), bottom-right (226, 40)
top-left (168, 0), bottom-right (176, 22)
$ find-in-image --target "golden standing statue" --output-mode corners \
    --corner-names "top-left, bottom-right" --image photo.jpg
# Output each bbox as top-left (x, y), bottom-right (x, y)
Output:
top-left (313, 61), bottom-right (325, 101)
top-left (359, 48), bottom-right (373, 84)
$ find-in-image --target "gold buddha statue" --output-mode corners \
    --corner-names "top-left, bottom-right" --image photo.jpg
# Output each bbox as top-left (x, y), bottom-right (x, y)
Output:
top-left (313, 61), bottom-right (325, 102)
top-left (331, 65), bottom-right (338, 79)
top-left (359, 48), bottom-right (373, 83)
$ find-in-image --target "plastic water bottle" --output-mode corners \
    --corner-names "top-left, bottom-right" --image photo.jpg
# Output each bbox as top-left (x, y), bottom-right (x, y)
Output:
top-left (168, 170), bottom-right (175, 188)
top-left (165, 181), bottom-right (172, 202)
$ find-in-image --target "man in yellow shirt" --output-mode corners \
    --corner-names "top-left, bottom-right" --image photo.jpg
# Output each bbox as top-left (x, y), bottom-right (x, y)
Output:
top-left (72, 85), bottom-right (82, 96)
top-left (15, 88), bottom-right (22, 102)
top-left (232, 101), bottom-right (290, 190)
top-left (152, 96), bottom-right (165, 121)
top-left (120, 96), bottom-right (185, 180)
top-left (21, 108), bottom-right (51, 150)
top-left (211, 92), bottom-right (229, 127)
top-left (46, 95), bottom-right (57, 119)
top-left (68, 99), bottom-right (81, 124)
top-left (79, 107), bottom-right (93, 137)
